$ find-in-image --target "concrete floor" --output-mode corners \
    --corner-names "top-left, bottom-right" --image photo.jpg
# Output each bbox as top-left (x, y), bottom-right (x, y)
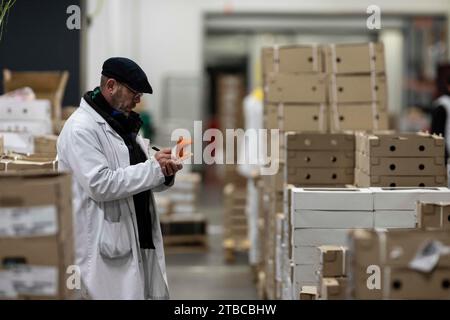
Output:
top-left (165, 182), bottom-right (258, 300)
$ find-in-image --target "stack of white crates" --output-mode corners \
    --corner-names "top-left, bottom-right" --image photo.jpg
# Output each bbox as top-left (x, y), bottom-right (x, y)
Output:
top-left (289, 187), bottom-right (450, 299)
top-left (0, 98), bottom-right (52, 154)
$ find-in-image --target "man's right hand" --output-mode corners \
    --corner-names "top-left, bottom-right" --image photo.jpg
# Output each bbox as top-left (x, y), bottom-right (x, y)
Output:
top-left (154, 148), bottom-right (183, 176)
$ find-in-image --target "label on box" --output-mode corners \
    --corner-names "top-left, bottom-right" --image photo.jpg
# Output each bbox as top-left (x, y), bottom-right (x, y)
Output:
top-left (0, 205), bottom-right (57, 237)
top-left (0, 266), bottom-right (58, 298)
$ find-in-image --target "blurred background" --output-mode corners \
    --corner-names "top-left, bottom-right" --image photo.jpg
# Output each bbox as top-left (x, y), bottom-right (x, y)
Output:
top-left (1, 0), bottom-right (450, 300)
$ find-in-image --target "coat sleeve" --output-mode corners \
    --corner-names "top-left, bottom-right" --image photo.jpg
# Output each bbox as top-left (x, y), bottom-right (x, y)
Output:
top-left (63, 126), bottom-right (166, 202)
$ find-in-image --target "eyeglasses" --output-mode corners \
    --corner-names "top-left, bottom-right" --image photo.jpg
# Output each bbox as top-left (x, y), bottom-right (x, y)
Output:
top-left (118, 81), bottom-right (143, 101)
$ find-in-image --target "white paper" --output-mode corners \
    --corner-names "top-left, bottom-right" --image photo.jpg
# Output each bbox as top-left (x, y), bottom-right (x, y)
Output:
top-left (408, 240), bottom-right (450, 273)
top-left (2, 132), bottom-right (34, 154)
top-left (0, 205), bottom-right (57, 237)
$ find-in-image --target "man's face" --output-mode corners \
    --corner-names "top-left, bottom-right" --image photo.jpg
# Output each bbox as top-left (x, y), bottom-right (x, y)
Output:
top-left (110, 82), bottom-right (141, 116)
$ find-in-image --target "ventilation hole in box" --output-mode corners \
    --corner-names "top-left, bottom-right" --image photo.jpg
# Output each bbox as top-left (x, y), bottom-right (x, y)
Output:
top-left (305, 157), bottom-right (311, 163)
top-left (23, 109), bottom-right (28, 114)
top-left (331, 156), bottom-right (337, 163)
top-left (375, 114), bottom-right (379, 120)
top-left (332, 174), bottom-right (337, 179)
top-left (305, 174), bottom-right (311, 180)
top-left (442, 279), bottom-right (450, 289)
top-left (312, 86), bottom-right (317, 91)
top-left (419, 145), bottom-right (425, 152)
top-left (390, 183), bottom-right (396, 187)
top-left (336, 57), bottom-right (341, 63)
top-left (313, 115), bottom-right (318, 121)
top-left (338, 87), bottom-right (343, 92)
top-left (448, 214), bottom-right (450, 222)
top-left (392, 280), bottom-right (402, 290)
top-left (374, 85), bottom-right (379, 91)
top-left (390, 145), bottom-right (396, 152)
top-left (339, 116), bottom-right (344, 121)
top-left (419, 183), bottom-right (425, 187)
top-left (419, 164), bottom-right (425, 170)
top-left (372, 56), bottom-right (376, 61)
top-left (308, 57), bottom-right (313, 62)
top-left (389, 164), bottom-right (396, 171)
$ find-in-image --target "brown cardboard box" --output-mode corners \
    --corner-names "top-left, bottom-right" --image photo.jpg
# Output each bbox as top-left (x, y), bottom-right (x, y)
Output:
top-left (0, 171), bottom-right (74, 299)
top-left (320, 277), bottom-right (348, 300)
top-left (286, 167), bottom-right (354, 185)
top-left (318, 245), bottom-right (347, 277)
top-left (324, 42), bottom-right (385, 74)
top-left (285, 132), bottom-right (355, 151)
top-left (265, 104), bottom-right (279, 129)
top-left (281, 104), bottom-right (328, 132)
top-left (0, 159), bottom-right (58, 171)
top-left (61, 107), bottom-right (77, 120)
top-left (328, 74), bottom-right (387, 104)
top-left (349, 229), bottom-right (450, 268)
top-left (356, 153), bottom-right (446, 176)
top-left (355, 168), bottom-right (447, 187)
top-left (286, 150), bottom-right (354, 168)
top-left (355, 132), bottom-right (445, 158)
top-left (265, 73), bottom-right (327, 104)
top-left (418, 202), bottom-right (450, 231)
top-left (34, 135), bottom-right (58, 155)
top-left (262, 45), bottom-right (323, 75)
top-left (299, 285), bottom-right (318, 300)
top-left (352, 266), bottom-right (450, 300)
top-left (329, 103), bottom-right (388, 132)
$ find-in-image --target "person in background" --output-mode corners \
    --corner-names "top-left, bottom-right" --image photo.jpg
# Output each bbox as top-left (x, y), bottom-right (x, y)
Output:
top-left (57, 57), bottom-right (182, 299)
top-left (431, 63), bottom-right (450, 186)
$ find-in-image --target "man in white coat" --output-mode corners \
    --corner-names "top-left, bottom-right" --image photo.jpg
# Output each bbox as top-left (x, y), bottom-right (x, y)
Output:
top-left (57, 57), bottom-right (182, 299)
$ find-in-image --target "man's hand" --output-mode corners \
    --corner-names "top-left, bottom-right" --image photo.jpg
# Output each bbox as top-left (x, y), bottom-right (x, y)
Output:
top-left (154, 148), bottom-right (183, 176)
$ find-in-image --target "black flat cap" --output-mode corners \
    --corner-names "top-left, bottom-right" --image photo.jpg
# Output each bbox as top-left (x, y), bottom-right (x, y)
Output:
top-left (102, 57), bottom-right (153, 94)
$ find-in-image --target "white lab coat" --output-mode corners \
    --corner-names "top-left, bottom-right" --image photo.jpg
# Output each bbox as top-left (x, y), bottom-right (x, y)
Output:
top-left (57, 98), bottom-right (171, 300)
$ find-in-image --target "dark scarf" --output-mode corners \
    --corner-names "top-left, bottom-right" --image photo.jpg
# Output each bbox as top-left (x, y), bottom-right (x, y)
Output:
top-left (84, 87), bottom-right (155, 249)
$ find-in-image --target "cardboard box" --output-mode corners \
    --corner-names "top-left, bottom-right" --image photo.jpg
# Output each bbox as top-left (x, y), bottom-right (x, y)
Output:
top-left (318, 245), bottom-right (347, 277)
top-left (286, 150), bottom-right (354, 168)
top-left (61, 107), bottom-right (77, 120)
top-left (299, 285), bottom-right (318, 300)
top-left (355, 169), bottom-right (447, 187)
top-left (0, 98), bottom-right (52, 121)
top-left (293, 210), bottom-right (373, 229)
top-left (348, 229), bottom-right (450, 268)
top-left (291, 187), bottom-right (373, 211)
top-left (281, 104), bottom-right (328, 132)
top-left (371, 187), bottom-right (450, 210)
top-left (265, 73), bottom-right (327, 104)
top-left (320, 277), bottom-right (348, 300)
top-left (355, 132), bottom-right (445, 158)
top-left (328, 74), bottom-right (387, 104)
top-left (33, 135), bottom-right (58, 155)
top-left (373, 210), bottom-right (416, 228)
top-left (324, 42), bottom-right (385, 74)
top-left (262, 45), bottom-right (323, 75)
top-left (294, 263), bottom-right (320, 286)
top-left (352, 266), bottom-right (450, 300)
top-left (357, 153), bottom-right (446, 176)
top-left (265, 104), bottom-right (279, 129)
top-left (286, 132), bottom-right (355, 151)
top-left (418, 202), bottom-right (450, 230)
top-left (0, 134), bottom-right (3, 155)
top-left (2, 131), bottom-right (34, 155)
top-left (0, 159), bottom-right (58, 172)
top-left (0, 171), bottom-right (74, 299)
top-left (0, 120), bottom-right (53, 135)
top-left (329, 103), bottom-right (388, 132)
top-left (286, 167), bottom-right (354, 185)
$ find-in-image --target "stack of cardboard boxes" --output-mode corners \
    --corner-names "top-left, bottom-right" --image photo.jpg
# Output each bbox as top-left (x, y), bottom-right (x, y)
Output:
top-left (348, 228), bottom-right (450, 299)
top-left (355, 132), bottom-right (447, 187)
top-left (290, 187), bottom-right (450, 299)
top-left (0, 171), bottom-right (75, 299)
top-left (159, 173), bottom-right (208, 251)
top-left (223, 183), bottom-right (249, 263)
top-left (418, 201), bottom-right (450, 230)
top-left (324, 43), bottom-right (388, 132)
top-left (317, 245), bottom-right (348, 300)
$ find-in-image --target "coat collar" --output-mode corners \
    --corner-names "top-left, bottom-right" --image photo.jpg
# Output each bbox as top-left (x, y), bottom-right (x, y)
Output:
top-left (79, 97), bottom-right (106, 124)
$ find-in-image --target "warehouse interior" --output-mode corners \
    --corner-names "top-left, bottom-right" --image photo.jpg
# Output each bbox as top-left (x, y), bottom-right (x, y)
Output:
top-left (1, 0), bottom-right (450, 301)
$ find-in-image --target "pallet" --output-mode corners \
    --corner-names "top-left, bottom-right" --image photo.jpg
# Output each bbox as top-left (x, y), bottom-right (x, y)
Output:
top-left (163, 234), bottom-right (208, 254)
